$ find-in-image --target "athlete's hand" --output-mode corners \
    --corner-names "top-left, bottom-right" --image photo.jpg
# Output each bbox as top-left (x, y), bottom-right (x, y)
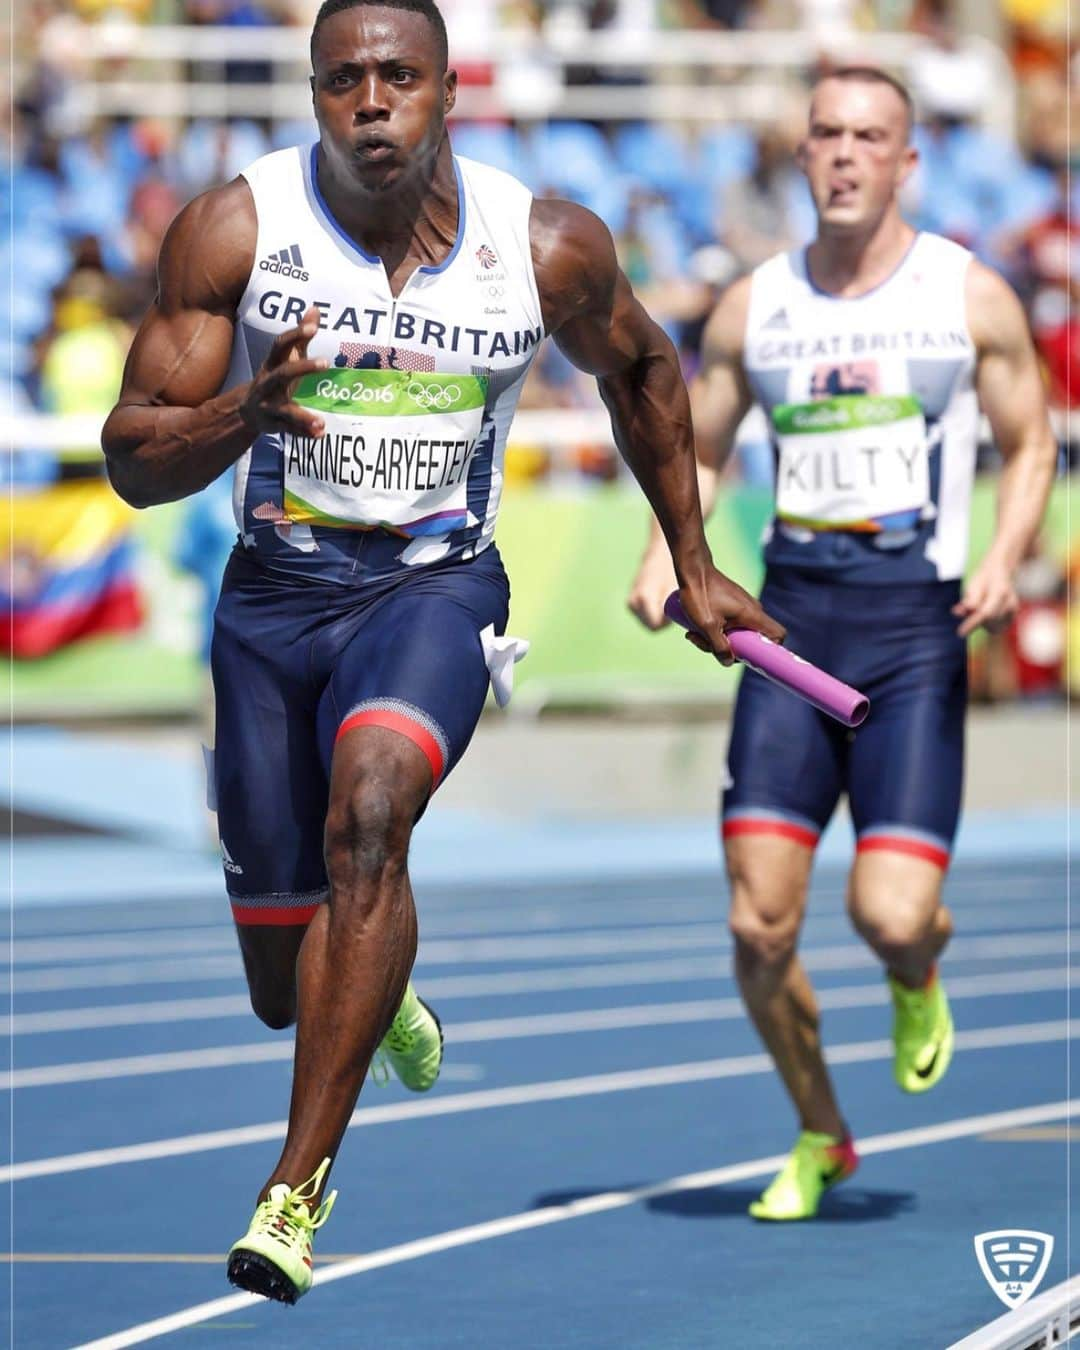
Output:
top-left (952, 558), bottom-right (1020, 637)
top-left (240, 305), bottom-right (329, 439)
top-left (678, 568), bottom-right (786, 666)
top-left (627, 545), bottom-right (678, 631)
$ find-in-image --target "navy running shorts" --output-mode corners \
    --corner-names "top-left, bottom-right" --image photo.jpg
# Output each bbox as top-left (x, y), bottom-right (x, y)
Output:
top-left (210, 545), bottom-right (509, 925)
top-left (722, 568), bottom-right (968, 870)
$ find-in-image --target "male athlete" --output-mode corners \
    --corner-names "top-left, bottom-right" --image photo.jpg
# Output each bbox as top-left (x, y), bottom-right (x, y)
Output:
top-left (102, 0), bottom-right (782, 1302)
top-left (629, 67), bottom-right (1056, 1221)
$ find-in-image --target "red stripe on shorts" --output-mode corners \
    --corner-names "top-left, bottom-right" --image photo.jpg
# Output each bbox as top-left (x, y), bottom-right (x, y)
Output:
top-left (230, 904), bottom-right (320, 927)
top-left (722, 818), bottom-right (819, 849)
top-left (856, 835), bottom-right (950, 869)
top-left (335, 708), bottom-right (445, 786)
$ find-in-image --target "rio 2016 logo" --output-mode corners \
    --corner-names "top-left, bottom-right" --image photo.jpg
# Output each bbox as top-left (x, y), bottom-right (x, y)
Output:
top-left (407, 382), bottom-right (462, 411)
top-left (315, 380), bottom-right (394, 405)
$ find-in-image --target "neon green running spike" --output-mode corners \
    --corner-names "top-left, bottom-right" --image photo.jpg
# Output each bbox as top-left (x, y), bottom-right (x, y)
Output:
top-left (890, 967), bottom-right (954, 1093)
top-left (371, 982), bottom-right (444, 1092)
top-left (226, 1157), bottom-right (337, 1304)
top-left (749, 1130), bottom-right (859, 1221)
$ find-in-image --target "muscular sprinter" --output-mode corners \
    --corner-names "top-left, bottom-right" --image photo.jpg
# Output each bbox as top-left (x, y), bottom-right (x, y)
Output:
top-left (102, 0), bottom-right (782, 1300)
top-left (629, 67), bottom-right (1057, 1221)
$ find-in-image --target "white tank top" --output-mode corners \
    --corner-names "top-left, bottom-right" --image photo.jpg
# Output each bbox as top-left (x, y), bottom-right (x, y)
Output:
top-left (743, 232), bottom-right (978, 583)
top-left (224, 145), bottom-right (544, 584)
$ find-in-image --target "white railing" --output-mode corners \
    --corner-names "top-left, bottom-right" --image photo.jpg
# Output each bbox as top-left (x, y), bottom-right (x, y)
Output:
top-left (24, 22), bottom-right (1015, 134)
top-left (4, 407), bottom-right (1071, 457)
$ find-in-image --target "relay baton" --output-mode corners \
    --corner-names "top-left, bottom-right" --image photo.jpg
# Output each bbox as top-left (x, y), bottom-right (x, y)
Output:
top-left (664, 593), bottom-right (870, 728)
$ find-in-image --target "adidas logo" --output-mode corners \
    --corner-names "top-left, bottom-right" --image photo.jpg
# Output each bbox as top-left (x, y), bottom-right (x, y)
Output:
top-left (259, 244), bottom-right (309, 282)
top-left (221, 840), bottom-right (244, 876)
top-left (762, 307), bottom-right (790, 331)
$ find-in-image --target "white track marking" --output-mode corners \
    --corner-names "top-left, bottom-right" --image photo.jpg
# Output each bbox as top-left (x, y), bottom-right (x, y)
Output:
top-left (10, 908), bottom-right (1071, 970)
top-left (3, 1019), bottom-right (1073, 1182)
top-left (5, 929), bottom-right (1074, 997)
top-left (6, 955), bottom-right (1069, 1036)
top-left (69, 1098), bottom-right (1079, 1350)
top-left (7, 971), bottom-right (1076, 1086)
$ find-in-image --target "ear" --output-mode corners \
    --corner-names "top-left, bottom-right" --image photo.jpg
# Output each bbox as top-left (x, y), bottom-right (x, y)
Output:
top-left (444, 68), bottom-right (458, 115)
top-left (895, 142), bottom-right (918, 190)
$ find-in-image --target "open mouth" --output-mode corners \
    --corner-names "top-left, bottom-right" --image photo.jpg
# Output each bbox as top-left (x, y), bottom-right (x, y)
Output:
top-left (354, 138), bottom-right (396, 163)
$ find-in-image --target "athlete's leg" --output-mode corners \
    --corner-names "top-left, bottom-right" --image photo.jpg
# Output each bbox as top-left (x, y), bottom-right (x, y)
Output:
top-left (255, 549), bottom-right (509, 1204)
top-left (726, 832), bottom-right (845, 1138)
top-left (722, 573), bottom-right (850, 1139)
top-left (262, 725), bottom-right (430, 1195)
top-left (844, 581), bottom-right (966, 1093)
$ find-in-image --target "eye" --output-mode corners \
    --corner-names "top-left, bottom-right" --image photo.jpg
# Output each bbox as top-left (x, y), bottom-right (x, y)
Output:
top-left (391, 68), bottom-right (415, 84)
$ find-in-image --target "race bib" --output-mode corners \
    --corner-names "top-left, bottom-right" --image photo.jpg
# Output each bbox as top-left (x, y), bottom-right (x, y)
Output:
top-left (284, 369), bottom-right (488, 537)
top-left (772, 394), bottom-right (929, 532)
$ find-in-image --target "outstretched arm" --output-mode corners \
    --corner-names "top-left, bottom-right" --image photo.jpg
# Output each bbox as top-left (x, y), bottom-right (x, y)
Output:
top-left (626, 277), bottom-right (754, 629)
top-left (102, 178), bottom-right (328, 508)
top-left (954, 260), bottom-right (1058, 637)
top-left (531, 200), bottom-right (782, 661)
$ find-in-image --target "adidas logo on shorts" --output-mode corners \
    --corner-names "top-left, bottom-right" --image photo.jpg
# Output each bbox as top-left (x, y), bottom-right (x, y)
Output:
top-left (259, 244), bottom-right (309, 282)
top-left (221, 840), bottom-right (244, 875)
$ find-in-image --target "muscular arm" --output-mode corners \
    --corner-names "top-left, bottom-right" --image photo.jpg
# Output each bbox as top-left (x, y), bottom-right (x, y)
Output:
top-left (531, 200), bottom-right (781, 657)
top-left (953, 260), bottom-right (1058, 636)
top-left (102, 178), bottom-right (326, 508)
top-left (627, 278), bottom-right (755, 629)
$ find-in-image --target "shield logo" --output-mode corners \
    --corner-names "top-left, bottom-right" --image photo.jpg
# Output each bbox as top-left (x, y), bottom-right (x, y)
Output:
top-left (973, 1231), bottom-right (1054, 1309)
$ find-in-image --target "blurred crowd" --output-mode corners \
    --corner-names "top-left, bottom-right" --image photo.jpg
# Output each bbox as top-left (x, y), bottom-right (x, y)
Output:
top-left (6, 0), bottom-right (1077, 695)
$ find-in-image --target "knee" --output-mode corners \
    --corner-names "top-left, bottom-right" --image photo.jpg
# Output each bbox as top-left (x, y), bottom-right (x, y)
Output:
top-left (324, 778), bottom-right (416, 896)
top-left (728, 878), bottom-right (802, 973)
top-left (850, 889), bottom-right (950, 956)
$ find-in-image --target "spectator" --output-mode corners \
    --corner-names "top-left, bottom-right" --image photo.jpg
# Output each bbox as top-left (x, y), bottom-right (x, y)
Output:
top-left (719, 124), bottom-right (804, 273)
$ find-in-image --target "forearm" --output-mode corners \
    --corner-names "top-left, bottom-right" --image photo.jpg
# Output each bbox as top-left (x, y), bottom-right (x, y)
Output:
top-left (103, 384), bottom-right (255, 508)
top-left (598, 345), bottom-right (712, 582)
top-left (642, 461), bottom-right (720, 558)
top-left (986, 430), bottom-right (1058, 571)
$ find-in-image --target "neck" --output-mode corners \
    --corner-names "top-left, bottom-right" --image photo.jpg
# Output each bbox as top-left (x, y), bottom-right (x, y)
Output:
top-left (316, 136), bottom-right (458, 271)
top-left (807, 210), bottom-right (916, 298)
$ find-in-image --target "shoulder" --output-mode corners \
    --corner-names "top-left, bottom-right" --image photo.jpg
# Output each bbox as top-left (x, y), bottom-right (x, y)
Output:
top-left (963, 257), bottom-right (1030, 354)
top-left (157, 177), bottom-right (256, 315)
top-left (700, 273), bottom-right (753, 368)
top-left (528, 197), bottom-right (619, 328)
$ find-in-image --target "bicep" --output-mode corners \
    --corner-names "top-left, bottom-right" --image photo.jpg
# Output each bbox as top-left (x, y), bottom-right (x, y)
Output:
top-left (117, 302), bottom-right (237, 410)
top-left (116, 179), bottom-right (253, 411)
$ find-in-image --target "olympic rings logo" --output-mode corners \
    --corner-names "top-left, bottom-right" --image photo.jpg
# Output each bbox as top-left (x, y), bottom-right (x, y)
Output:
top-left (407, 382), bottom-right (462, 411)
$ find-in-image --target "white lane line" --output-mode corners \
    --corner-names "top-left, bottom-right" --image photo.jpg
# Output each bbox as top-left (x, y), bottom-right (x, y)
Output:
top-left (4, 1019), bottom-right (1073, 1183)
top-left (7, 970), bottom-right (1076, 1086)
top-left (11, 907), bottom-right (1071, 972)
top-left (8, 945), bottom-right (1076, 1040)
top-left (11, 882), bottom-right (1062, 959)
top-left (6, 929), bottom-right (1075, 999)
top-left (69, 1096), bottom-right (1080, 1350)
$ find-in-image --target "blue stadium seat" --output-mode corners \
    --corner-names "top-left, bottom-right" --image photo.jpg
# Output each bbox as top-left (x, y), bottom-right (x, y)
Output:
top-left (449, 122), bottom-right (528, 181)
top-left (528, 122), bottom-right (629, 232)
top-left (178, 119), bottom-right (271, 189)
top-left (613, 123), bottom-right (695, 201)
top-left (272, 118), bottom-right (319, 151)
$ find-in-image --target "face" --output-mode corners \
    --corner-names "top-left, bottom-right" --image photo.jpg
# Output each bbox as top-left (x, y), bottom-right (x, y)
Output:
top-left (798, 78), bottom-right (917, 235)
top-left (311, 6), bottom-right (456, 194)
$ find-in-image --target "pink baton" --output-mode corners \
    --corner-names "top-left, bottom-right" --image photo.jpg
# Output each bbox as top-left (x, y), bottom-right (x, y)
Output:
top-left (664, 592), bottom-right (870, 728)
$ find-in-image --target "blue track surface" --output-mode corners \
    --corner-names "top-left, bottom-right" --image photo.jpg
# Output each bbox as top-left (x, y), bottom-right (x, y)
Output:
top-left (4, 730), bottom-right (1077, 1349)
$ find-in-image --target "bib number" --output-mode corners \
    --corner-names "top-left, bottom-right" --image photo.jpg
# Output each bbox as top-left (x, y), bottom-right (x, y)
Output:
top-left (772, 395), bottom-right (929, 532)
top-left (284, 369), bottom-right (488, 538)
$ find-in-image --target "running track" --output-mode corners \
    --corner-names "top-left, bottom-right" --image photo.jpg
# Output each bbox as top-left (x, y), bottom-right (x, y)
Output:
top-left (4, 729), bottom-right (1076, 1348)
